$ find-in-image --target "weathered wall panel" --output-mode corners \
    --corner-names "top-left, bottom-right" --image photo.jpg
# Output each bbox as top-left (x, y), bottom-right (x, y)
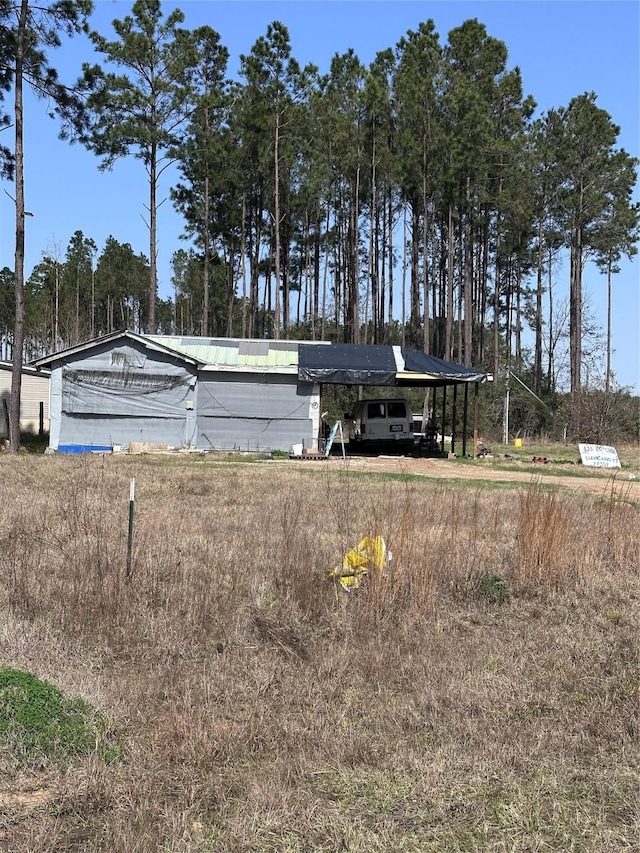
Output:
top-left (196, 372), bottom-right (317, 451)
top-left (58, 414), bottom-right (192, 449)
top-left (62, 369), bottom-right (194, 417)
top-left (42, 335), bottom-right (321, 453)
top-left (48, 340), bottom-right (196, 450)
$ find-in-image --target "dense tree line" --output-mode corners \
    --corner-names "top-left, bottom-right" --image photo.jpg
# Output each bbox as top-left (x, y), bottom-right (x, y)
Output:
top-left (0, 0), bottom-right (638, 448)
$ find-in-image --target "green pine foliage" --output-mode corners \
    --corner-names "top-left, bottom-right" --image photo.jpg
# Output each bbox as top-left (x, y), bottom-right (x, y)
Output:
top-left (0, 6), bottom-right (636, 430)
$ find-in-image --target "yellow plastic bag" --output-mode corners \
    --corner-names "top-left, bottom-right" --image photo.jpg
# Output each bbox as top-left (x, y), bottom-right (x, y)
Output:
top-left (329, 535), bottom-right (387, 591)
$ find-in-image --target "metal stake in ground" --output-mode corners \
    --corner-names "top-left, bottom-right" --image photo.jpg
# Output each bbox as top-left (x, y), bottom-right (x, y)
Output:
top-left (126, 478), bottom-right (135, 580)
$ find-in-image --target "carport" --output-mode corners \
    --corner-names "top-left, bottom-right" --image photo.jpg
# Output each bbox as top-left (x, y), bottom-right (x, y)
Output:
top-left (298, 343), bottom-right (488, 457)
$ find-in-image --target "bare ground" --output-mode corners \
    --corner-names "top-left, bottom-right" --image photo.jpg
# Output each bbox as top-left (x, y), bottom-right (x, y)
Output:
top-left (290, 453), bottom-right (640, 497)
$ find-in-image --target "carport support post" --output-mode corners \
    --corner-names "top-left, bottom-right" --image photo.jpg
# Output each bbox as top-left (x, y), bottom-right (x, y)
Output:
top-left (451, 384), bottom-right (457, 455)
top-left (473, 383), bottom-right (479, 459)
top-left (317, 384), bottom-right (323, 450)
top-left (431, 388), bottom-right (438, 453)
top-left (462, 383), bottom-right (468, 457)
top-left (440, 385), bottom-right (447, 454)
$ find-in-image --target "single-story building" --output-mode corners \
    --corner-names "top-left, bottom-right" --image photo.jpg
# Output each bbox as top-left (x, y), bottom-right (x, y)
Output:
top-left (32, 333), bottom-right (487, 454)
top-left (0, 360), bottom-right (50, 438)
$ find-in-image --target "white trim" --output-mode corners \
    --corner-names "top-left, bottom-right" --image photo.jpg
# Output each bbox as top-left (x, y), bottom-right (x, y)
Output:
top-left (200, 364), bottom-right (299, 375)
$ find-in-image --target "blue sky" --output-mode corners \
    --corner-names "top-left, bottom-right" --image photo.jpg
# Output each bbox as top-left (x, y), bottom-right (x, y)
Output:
top-left (1, 0), bottom-right (638, 390)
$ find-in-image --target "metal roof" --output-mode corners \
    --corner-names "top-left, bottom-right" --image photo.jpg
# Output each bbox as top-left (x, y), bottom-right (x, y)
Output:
top-left (31, 331), bottom-right (202, 368)
top-left (148, 336), bottom-right (325, 370)
top-left (1, 359), bottom-right (50, 376)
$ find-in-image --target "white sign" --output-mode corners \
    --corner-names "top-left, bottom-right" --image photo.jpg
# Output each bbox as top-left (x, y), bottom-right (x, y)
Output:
top-left (578, 443), bottom-right (621, 468)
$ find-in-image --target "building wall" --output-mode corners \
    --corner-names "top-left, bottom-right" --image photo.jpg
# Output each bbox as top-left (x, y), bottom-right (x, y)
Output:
top-left (46, 338), bottom-right (320, 453)
top-left (196, 371), bottom-right (319, 452)
top-left (48, 340), bottom-right (197, 450)
top-left (0, 364), bottom-right (50, 436)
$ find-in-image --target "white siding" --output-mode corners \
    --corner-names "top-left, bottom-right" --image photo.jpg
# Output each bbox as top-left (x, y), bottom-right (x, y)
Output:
top-left (0, 365), bottom-right (50, 436)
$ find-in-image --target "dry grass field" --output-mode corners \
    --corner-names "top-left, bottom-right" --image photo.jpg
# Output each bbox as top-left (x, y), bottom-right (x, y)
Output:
top-left (0, 448), bottom-right (638, 852)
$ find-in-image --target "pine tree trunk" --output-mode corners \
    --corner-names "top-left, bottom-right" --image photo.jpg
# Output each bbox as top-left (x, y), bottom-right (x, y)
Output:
top-left (410, 202), bottom-right (420, 347)
top-left (463, 178), bottom-right (473, 366)
top-left (351, 166), bottom-right (361, 343)
top-left (605, 256), bottom-right (612, 394)
top-left (515, 265), bottom-right (522, 360)
top-left (445, 205), bottom-right (454, 361)
top-left (422, 173), bottom-right (429, 354)
top-left (225, 242), bottom-right (234, 337)
top-left (401, 201), bottom-right (407, 346)
top-left (148, 141), bottom-right (157, 333)
top-left (476, 221), bottom-right (487, 365)
top-left (9, 0), bottom-right (28, 453)
top-left (386, 190), bottom-right (393, 344)
top-left (533, 219), bottom-right (544, 394)
top-left (369, 147), bottom-right (377, 344)
top-left (273, 111), bottom-right (281, 338)
top-left (241, 193), bottom-right (247, 337)
top-left (547, 247), bottom-right (554, 389)
top-left (493, 231), bottom-right (501, 386)
top-left (203, 171), bottom-right (210, 337)
top-left (569, 225), bottom-right (583, 430)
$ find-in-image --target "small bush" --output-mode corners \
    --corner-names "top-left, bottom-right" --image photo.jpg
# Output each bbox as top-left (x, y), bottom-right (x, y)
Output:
top-left (473, 570), bottom-right (511, 604)
top-left (271, 448), bottom-right (290, 459)
top-left (18, 431), bottom-right (50, 453)
top-left (0, 667), bottom-right (117, 767)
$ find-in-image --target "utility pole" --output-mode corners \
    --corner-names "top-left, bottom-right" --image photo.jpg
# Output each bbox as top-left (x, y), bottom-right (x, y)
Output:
top-left (503, 370), bottom-right (510, 445)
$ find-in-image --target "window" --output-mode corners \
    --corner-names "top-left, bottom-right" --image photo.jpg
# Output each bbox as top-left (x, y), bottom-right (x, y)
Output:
top-left (367, 402), bottom-right (385, 419)
top-left (388, 401), bottom-right (407, 418)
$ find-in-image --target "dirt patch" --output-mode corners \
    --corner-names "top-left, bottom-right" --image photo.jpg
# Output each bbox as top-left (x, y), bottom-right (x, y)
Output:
top-left (292, 454), bottom-right (639, 497)
top-left (0, 786), bottom-right (54, 842)
top-left (0, 789), bottom-right (53, 809)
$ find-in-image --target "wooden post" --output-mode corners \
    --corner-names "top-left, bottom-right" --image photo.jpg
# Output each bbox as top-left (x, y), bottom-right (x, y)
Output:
top-left (473, 383), bottom-right (479, 459)
top-left (126, 478), bottom-right (135, 580)
top-left (2, 398), bottom-right (9, 442)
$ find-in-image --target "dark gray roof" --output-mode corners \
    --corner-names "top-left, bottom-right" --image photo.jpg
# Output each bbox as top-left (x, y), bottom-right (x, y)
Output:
top-left (298, 344), bottom-right (487, 386)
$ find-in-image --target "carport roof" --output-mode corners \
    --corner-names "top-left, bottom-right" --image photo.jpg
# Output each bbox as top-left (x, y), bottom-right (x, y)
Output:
top-left (298, 344), bottom-right (487, 387)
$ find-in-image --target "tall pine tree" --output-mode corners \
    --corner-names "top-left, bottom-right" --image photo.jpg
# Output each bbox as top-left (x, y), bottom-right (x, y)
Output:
top-left (3, 0), bottom-right (91, 451)
top-left (79, 0), bottom-right (201, 333)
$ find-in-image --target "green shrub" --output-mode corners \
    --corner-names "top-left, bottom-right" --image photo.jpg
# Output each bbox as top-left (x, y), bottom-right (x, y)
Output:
top-left (18, 431), bottom-right (50, 453)
top-left (473, 571), bottom-right (511, 604)
top-left (271, 449), bottom-right (290, 459)
top-left (0, 667), bottom-right (117, 766)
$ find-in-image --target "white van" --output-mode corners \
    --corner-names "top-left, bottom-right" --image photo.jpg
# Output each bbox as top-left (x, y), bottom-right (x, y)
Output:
top-left (346, 398), bottom-right (415, 451)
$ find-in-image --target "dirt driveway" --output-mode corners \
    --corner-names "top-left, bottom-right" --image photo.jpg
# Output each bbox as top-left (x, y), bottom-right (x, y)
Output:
top-left (293, 453), bottom-right (639, 497)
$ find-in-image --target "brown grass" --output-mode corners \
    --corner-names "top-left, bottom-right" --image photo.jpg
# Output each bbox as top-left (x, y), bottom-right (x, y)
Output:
top-left (0, 453), bottom-right (638, 851)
